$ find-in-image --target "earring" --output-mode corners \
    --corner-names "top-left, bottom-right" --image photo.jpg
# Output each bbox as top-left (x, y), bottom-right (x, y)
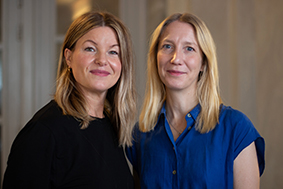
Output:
top-left (68, 67), bottom-right (71, 72)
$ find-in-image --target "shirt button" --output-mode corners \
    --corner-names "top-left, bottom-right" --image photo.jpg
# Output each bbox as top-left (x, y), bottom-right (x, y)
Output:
top-left (173, 147), bottom-right (175, 150)
top-left (187, 113), bottom-right (191, 118)
top-left (172, 170), bottom-right (176, 175)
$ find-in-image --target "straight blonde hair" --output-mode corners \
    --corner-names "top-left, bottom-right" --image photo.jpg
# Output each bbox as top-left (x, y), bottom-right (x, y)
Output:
top-left (139, 13), bottom-right (222, 133)
top-left (54, 11), bottom-right (136, 146)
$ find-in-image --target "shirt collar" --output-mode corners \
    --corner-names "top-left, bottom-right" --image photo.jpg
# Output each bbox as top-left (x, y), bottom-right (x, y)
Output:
top-left (157, 101), bottom-right (201, 123)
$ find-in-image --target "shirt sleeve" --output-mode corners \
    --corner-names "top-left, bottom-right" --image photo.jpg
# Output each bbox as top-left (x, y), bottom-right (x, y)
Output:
top-left (2, 121), bottom-right (56, 189)
top-left (232, 110), bottom-right (265, 176)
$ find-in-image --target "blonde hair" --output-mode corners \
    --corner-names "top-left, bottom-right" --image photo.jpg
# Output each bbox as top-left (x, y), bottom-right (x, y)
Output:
top-left (140, 13), bottom-right (222, 133)
top-left (54, 11), bottom-right (136, 146)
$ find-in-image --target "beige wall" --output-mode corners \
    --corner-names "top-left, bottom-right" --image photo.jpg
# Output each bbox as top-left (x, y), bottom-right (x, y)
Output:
top-left (1, 0), bottom-right (282, 188)
top-left (146, 0), bottom-right (283, 188)
top-left (255, 0), bottom-right (283, 188)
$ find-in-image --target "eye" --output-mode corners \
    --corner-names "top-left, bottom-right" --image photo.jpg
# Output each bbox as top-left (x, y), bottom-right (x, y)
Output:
top-left (186, 46), bottom-right (194, 51)
top-left (162, 44), bottom-right (172, 49)
top-left (109, 50), bottom-right (119, 55)
top-left (85, 47), bottom-right (95, 52)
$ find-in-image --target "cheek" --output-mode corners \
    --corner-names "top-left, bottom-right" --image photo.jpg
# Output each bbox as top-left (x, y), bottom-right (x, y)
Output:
top-left (187, 56), bottom-right (203, 70)
top-left (157, 63), bottom-right (165, 83)
top-left (71, 54), bottom-right (90, 70)
top-left (156, 58), bottom-right (162, 76)
top-left (157, 52), bottom-right (163, 65)
top-left (111, 60), bottom-right (122, 76)
top-left (117, 65), bottom-right (122, 77)
top-left (157, 53), bottom-right (166, 71)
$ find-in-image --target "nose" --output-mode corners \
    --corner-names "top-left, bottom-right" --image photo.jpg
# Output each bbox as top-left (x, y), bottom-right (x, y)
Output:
top-left (95, 52), bottom-right (107, 66)
top-left (171, 49), bottom-right (182, 65)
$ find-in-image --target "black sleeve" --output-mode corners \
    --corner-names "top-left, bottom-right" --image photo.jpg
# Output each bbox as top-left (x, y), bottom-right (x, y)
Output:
top-left (2, 121), bottom-right (56, 189)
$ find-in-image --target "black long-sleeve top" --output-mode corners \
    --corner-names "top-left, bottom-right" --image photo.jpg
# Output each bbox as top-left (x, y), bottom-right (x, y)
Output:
top-left (2, 100), bottom-right (134, 189)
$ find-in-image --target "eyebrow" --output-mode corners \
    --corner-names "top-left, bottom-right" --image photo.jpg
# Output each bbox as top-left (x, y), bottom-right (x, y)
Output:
top-left (162, 39), bottom-right (198, 47)
top-left (83, 39), bottom-right (120, 48)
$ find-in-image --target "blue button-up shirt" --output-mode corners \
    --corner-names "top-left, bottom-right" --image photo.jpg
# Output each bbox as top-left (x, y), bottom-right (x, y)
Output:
top-left (127, 103), bottom-right (265, 189)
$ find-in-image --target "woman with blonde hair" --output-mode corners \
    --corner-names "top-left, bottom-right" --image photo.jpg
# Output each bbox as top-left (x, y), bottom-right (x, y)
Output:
top-left (127, 13), bottom-right (264, 188)
top-left (3, 11), bottom-right (136, 188)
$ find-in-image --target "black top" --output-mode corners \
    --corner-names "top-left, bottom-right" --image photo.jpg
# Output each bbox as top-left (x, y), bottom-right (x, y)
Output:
top-left (2, 100), bottom-right (134, 189)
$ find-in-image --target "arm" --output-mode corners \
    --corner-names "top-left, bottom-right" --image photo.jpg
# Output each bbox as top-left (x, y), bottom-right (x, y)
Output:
top-left (2, 123), bottom-right (55, 189)
top-left (233, 142), bottom-right (260, 189)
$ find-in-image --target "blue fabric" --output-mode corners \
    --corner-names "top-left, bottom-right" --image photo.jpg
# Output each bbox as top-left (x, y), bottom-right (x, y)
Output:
top-left (127, 103), bottom-right (265, 189)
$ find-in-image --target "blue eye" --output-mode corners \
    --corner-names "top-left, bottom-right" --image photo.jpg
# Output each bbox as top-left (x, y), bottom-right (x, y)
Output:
top-left (109, 50), bottom-right (119, 55)
top-left (163, 44), bottom-right (172, 49)
top-left (186, 47), bottom-right (194, 51)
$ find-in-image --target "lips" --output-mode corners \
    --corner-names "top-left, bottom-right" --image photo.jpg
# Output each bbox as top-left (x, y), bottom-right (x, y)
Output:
top-left (167, 70), bottom-right (186, 76)
top-left (90, 69), bottom-right (110, 76)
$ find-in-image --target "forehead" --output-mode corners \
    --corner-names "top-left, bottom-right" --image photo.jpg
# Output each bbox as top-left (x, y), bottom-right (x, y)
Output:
top-left (159, 21), bottom-right (197, 43)
top-left (78, 26), bottom-right (118, 43)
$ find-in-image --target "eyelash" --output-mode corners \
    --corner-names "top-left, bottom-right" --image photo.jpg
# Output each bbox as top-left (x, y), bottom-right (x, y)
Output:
top-left (85, 47), bottom-right (95, 52)
top-left (109, 50), bottom-right (119, 55)
top-left (164, 44), bottom-right (172, 49)
top-left (162, 44), bottom-right (172, 49)
top-left (161, 44), bottom-right (195, 52)
top-left (84, 47), bottom-right (119, 56)
top-left (186, 47), bottom-right (194, 51)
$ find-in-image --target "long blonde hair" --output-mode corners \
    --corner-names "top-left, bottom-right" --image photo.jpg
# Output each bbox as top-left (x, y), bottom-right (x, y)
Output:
top-left (54, 11), bottom-right (137, 146)
top-left (139, 13), bottom-right (222, 133)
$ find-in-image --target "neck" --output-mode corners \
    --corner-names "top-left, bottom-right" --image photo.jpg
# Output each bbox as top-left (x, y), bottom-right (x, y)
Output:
top-left (165, 89), bottom-right (198, 119)
top-left (165, 89), bottom-right (198, 141)
top-left (83, 91), bottom-right (107, 118)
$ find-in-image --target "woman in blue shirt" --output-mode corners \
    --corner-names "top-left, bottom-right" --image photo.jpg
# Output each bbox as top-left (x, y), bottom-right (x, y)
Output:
top-left (127, 13), bottom-right (265, 188)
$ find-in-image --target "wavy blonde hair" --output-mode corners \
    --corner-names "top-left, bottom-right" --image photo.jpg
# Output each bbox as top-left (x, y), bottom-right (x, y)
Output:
top-left (140, 13), bottom-right (222, 133)
top-left (54, 11), bottom-right (136, 146)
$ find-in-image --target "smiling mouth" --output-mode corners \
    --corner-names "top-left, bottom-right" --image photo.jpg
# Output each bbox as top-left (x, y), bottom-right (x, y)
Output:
top-left (167, 70), bottom-right (186, 76)
top-left (90, 70), bottom-right (110, 76)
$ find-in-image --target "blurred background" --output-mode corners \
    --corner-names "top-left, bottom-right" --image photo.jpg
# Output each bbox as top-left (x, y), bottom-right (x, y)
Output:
top-left (0, 0), bottom-right (282, 188)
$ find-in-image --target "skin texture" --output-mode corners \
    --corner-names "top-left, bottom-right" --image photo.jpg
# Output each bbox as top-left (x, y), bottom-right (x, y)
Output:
top-left (157, 21), bottom-right (203, 95)
top-left (65, 26), bottom-right (121, 118)
top-left (234, 142), bottom-right (260, 188)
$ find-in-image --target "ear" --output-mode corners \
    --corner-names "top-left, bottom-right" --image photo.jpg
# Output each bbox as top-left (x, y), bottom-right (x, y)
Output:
top-left (200, 62), bottom-right (204, 72)
top-left (200, 57), bottom-right (206, 72)
top-left (64, 48), bottom-right (73, 67)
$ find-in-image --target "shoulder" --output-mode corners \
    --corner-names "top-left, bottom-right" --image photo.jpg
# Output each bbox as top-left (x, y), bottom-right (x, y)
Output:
top-left (10, 100), bottom-right (80, 151)
top-left (217, 104), bottom-right (258, 144)
top-left (218, 104), bottom-right (265, 175)
top-left (217, 104), bottom-right (265, 169)
top-left (31, 100), bottom-right (64, 122)
top-left (218, 104), bottom-right (253, 129)
top-left (17, 100), bottom-right (80, 142)
top-left (29, 100), bottom-right (78, 130)
top-left (220, 104), bottom-right (249, 120)
top-left (216, 104), bottom-right (262, 154)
